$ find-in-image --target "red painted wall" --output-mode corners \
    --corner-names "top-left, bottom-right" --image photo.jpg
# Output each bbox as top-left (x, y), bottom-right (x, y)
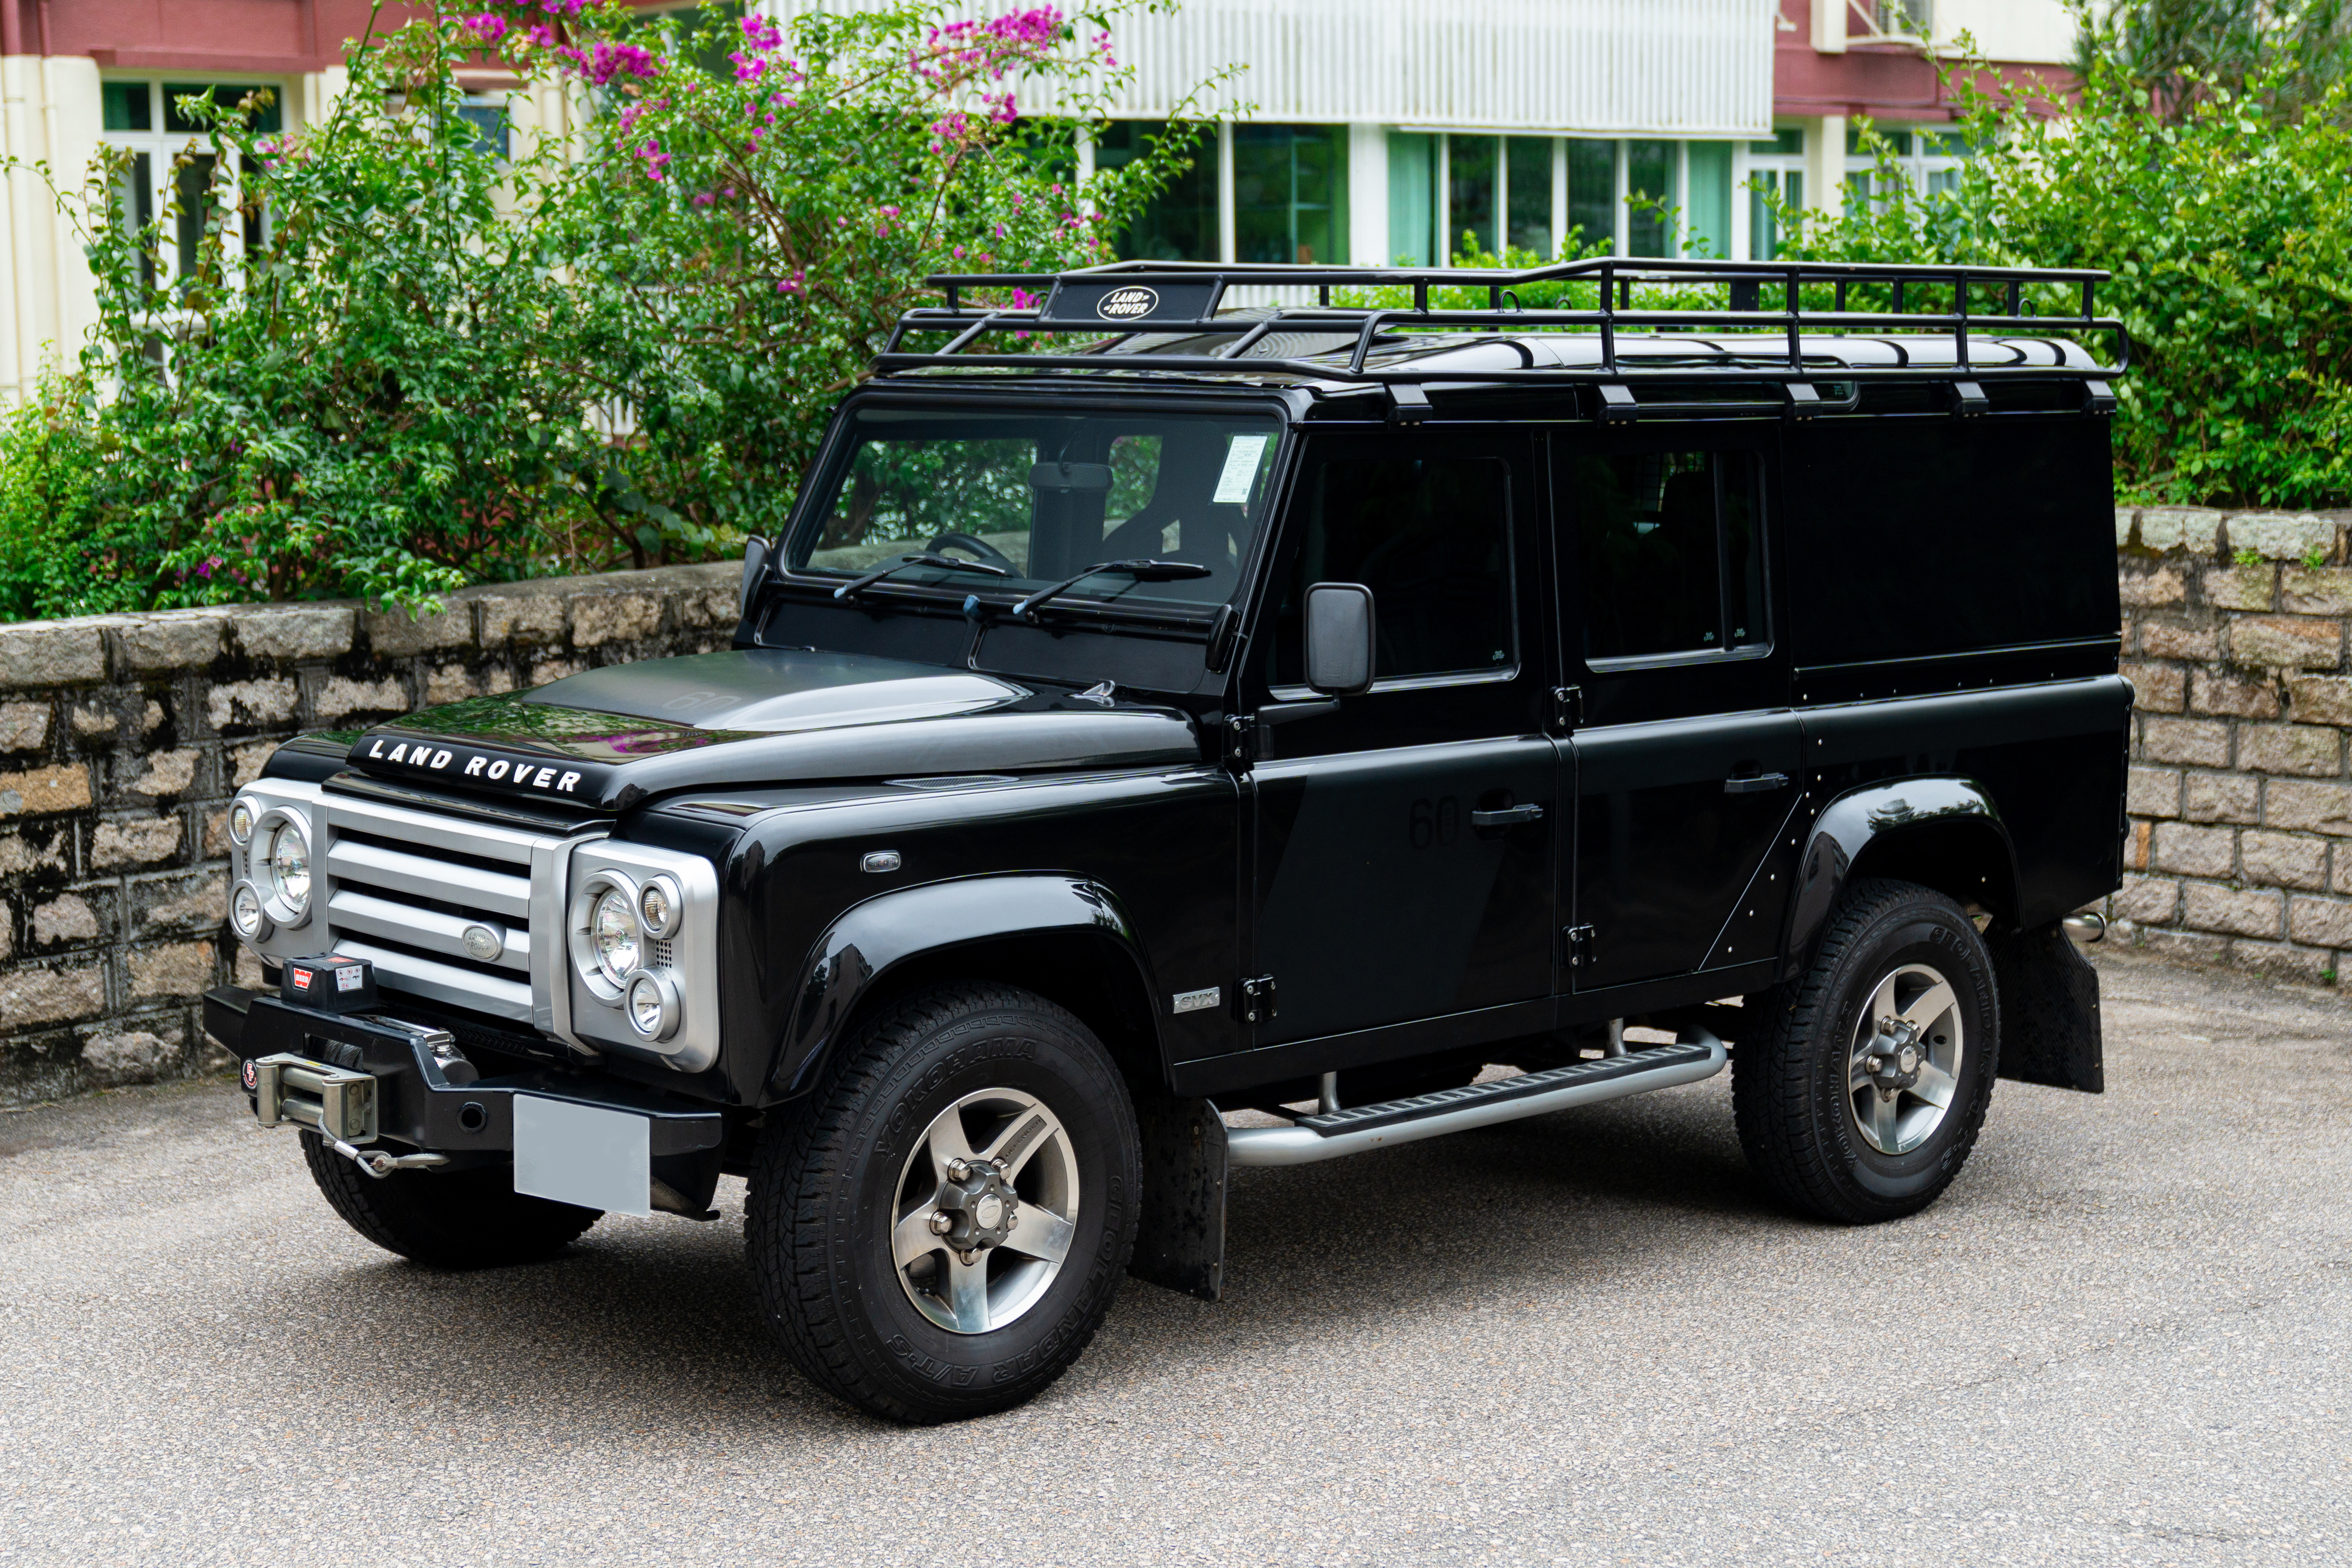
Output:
top-left (39, 1), bottom-right (428, 71)
top-left (1774, 0), bottom-right (2075, 123)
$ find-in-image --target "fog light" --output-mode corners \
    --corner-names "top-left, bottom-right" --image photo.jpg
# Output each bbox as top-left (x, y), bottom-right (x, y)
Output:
top-left (229, 880), bottom-right (271, 941)
top-left (623, 969), bottom-right (680, 1042)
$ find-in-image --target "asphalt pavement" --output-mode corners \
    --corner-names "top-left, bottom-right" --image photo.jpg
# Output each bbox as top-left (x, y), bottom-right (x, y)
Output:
top-left (2, 948), bottom-right (2347, 1567)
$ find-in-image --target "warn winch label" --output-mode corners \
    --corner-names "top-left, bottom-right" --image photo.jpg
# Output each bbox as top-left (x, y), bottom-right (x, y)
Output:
top-left (363, 738), bottom-right (584, 796)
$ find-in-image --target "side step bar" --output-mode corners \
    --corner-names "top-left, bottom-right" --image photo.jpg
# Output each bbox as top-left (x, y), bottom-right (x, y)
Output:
top-left (1224, 1029), bottom-right (1726, 1168)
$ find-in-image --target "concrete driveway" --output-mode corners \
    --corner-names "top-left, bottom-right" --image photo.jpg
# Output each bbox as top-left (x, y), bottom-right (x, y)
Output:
top-left (2, 949), bottom-right (2347, 1566)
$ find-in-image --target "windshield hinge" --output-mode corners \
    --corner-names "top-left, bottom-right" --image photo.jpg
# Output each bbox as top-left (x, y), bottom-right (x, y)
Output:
top-left (1241, 975), bottom-right (1278, 1023)
top-left (1564, 925), bottom-right (1597, 970)
top-left (1225, 713), bottom-right (1254, 767)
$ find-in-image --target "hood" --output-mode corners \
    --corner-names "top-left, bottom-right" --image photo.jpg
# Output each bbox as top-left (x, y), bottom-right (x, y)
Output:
top-left (342, 648), bottom-right (1201, 812)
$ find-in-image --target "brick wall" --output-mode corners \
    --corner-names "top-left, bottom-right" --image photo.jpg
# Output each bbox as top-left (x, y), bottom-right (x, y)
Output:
top-left (2112, 505), bottom-right (2352, 981)
top-left (0, 563), bottom-right (741, 1105)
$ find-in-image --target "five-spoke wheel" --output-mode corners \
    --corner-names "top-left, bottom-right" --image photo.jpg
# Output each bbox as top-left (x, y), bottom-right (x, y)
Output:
top-left (1846, 963), bottom-right (1965, 1156)
top-left (892, 1089), bottom-right (1081, 1335)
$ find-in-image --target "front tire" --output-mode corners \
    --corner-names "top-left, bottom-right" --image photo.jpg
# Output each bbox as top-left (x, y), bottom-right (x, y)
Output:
top-left (299, 1132), bottom-right (601, 1268)
top-left (1734, 878), bottom-right (2000, 1224)
top-left (748, 983), bottom-right (1141, 1424)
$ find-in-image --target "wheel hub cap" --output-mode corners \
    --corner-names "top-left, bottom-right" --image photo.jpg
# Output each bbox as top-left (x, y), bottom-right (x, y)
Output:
top-left (928, 1157), bottom-right (1021, 1256)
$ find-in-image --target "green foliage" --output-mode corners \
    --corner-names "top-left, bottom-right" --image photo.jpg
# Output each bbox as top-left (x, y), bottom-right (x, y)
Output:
top-left (2077, 0), bottom-right (2352, 122)
top-left (1768, 34), bottom-right (2352, 511)
top-left (0, 0), bottom-right (1215, 620)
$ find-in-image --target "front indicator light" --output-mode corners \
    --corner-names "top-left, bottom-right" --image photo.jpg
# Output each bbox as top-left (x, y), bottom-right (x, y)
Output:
top-left (624, 970), bottom-right (680, 1041)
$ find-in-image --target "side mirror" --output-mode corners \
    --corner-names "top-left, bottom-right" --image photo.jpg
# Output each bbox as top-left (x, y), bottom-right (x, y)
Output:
top-left (740, 536), bottom-right (771, 620)
top-left (1302, 582), bottom-right (1376, 696)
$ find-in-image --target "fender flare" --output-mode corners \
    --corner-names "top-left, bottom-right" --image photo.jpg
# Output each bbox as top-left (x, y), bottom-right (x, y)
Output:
top-left (1780, 777), bottom-right (2019, 974)
top-left (765, 873), bottom-right (1162, 1098)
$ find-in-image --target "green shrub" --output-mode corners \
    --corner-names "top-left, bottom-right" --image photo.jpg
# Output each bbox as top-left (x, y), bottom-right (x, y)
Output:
top-left (0, 0), bottom-right (1214, 619)
top-left (1770, 37), bottom-right (2352, 511)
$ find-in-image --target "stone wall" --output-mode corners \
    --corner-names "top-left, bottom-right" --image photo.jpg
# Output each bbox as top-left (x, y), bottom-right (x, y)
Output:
top-left (2111, 505), bottom-right (2352, 981)
top-left (0, 563), bottom-right (741, 1105)
top-left (8, 517), bottom-right (2349, 1104)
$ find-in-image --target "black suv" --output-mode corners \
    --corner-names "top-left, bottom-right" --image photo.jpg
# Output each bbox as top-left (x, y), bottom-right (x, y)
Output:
top-left (206, 258), bottom-right (2128, 1424)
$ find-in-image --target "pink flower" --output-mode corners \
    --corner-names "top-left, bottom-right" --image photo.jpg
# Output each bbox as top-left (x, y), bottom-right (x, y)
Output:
top-left (463, 13), bottom-right (508, 44)
top-left (587, 42), bottom-right (657, 86)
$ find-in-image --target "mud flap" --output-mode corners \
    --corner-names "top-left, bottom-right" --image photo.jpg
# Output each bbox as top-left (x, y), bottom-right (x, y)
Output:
top-left (1986, 919), bottom-right (2105, 1093)
top-left (1129, 1097), bottom-right (1228, 1301)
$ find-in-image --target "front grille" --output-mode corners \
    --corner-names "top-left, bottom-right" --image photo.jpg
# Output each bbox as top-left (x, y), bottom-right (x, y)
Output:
top-left (319, 795), bottom-right (558, 1024)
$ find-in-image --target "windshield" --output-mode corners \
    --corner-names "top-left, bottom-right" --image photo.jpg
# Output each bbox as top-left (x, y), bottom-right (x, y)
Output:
top-left (787, 406), bottom-right (1284, 612)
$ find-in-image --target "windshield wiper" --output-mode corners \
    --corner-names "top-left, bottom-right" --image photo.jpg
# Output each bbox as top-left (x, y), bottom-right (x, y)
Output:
top-left (1012, 559), bottom-right (1214, 622)
top-left (831, 552), bottom-right (1010, 602)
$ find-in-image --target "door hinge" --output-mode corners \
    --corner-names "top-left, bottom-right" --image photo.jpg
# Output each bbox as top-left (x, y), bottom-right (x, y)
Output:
top-left (1225, 713), bottom-right (1254, 767)
top-left (1241, 974), bottom-right (1278, 1023)
top-left (1550, 685), bottom-right (1584, 733)
top-left (1563, 925), bottom-right (1596, 969)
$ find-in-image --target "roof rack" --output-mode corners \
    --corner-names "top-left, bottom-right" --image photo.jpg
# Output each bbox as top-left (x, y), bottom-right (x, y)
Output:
top-left (872, 257), bottom-right (2129, 414)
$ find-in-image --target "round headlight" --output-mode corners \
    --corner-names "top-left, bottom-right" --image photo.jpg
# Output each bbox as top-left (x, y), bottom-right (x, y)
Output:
top-left (266, 819), bottom-right (311, 915)
top-left (624, 969), bottom-right (680, 1041)
top-left (229, 881), bottom-right (270, 941)
top-left (638, 875), bottom-right (682, 939)
top-left (591, 888), bottom-right (639, 986)
top-left (228, 800), bottom-right (255, 846)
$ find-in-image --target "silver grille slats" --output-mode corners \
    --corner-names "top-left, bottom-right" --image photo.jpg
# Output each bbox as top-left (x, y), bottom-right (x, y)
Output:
top-left (319, 796), bottom-right (561, 1023)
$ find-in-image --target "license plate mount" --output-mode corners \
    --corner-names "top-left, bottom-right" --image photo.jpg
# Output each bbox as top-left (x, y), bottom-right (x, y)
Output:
top-left (513, 1094), bottom-right (652, 1217)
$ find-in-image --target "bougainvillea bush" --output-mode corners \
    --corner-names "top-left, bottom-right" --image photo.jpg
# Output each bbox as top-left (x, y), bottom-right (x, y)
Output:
top-left (0, 0), bottom-right (1213, 619)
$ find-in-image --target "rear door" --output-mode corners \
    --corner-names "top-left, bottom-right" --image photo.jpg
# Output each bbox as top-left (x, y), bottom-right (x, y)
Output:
top-left (1553, 425), bottom-right (1802, 993)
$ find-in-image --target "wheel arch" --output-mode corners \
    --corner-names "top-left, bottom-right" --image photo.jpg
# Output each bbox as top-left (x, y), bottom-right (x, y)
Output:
top-left (1780, 778), bottom-right (2021, 978)
top-left (766, 874), bottom-right (1167, 1102)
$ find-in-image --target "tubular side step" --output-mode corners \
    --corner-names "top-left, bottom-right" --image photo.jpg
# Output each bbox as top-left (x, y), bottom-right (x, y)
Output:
top-left (1224, 1032), bottom-right (1726, 1168)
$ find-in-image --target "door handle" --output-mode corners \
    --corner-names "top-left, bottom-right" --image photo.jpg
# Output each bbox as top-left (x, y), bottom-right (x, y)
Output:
top-left (1470, 802), bottom-right (1545, 828)
top-left (1724, 772), bottom-right (1792, 794)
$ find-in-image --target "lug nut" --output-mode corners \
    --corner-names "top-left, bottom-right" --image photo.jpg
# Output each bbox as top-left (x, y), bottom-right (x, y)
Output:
top-left (927, 1211), bottom-right (953, 1235)
top-left (1004, 1210), bottom-right (1018, 1231)
top-left (947, 1158), bottom-right (971, 1181)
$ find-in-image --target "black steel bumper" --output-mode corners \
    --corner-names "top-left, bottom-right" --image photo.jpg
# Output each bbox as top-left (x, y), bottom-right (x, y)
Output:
top-left (203, 985), bottom-right (724, 1157)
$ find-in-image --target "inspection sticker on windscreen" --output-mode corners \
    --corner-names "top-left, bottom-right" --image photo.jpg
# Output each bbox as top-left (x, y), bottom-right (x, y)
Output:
top-left (1212, 434), bottom-right (1270, 505)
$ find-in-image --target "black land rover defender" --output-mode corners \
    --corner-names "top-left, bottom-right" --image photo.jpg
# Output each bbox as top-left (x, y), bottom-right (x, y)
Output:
top-left (206, 258), bottom-right (2128, 1424)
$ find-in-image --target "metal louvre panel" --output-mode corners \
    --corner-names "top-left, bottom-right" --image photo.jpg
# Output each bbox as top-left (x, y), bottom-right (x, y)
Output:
top-left (774, 0), bottom-right (1774, 136)
top-left (318, 796), bottom-right (560, 1023)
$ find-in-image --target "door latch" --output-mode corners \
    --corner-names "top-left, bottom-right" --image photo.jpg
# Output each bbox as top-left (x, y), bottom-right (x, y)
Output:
top-left (1241, 975), bottom-right (1278, 1023)
top-left (1563, 926), bottom-right (1596, 969)
top-left (1550, 685), bottom-right (1584, 733)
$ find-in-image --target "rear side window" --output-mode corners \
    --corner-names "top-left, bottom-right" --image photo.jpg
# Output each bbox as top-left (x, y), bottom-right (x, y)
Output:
top-left (1782, 418), bottom-right (2116, 665)
top-left (1267, 444), bottom-right (1515, 685)
top-left (1570, 449), bottom-right (1767, 662)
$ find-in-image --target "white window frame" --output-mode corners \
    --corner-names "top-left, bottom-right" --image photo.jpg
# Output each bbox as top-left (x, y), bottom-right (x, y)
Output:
top-left (100, 77), bottom-right (282, 294)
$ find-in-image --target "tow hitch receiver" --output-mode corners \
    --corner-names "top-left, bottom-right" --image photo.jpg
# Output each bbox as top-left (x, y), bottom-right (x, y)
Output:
top-left (252, 1053), bottom-right (378, 1144)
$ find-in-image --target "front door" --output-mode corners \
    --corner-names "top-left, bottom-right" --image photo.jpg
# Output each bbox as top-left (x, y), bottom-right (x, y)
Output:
top-left (1553, 427), bottom-right (1803, 993)
top-left (1243, 429), bottom-right (1557, 1047)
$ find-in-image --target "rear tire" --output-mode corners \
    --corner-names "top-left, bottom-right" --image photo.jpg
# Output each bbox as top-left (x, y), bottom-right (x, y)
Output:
top-left (300, 1132), bottom-right (601, 1268)
top-left (747, 982), bottom-right (1140, 1424)
top-left (1734, 878), bottom-right (1999, 1224)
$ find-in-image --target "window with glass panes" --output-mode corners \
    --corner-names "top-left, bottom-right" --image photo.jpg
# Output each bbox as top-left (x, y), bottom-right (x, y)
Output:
top-left (1095, 120), bottom-right (1217, 261)
top-left (1845, 124), bottom-right (1974, 209)
top-left (101, 80), bottom-right (282, 290)
top-left (1233, 124), bottom-right (1347, 265)
top-left (1745, 128), bottom-right (1805, 261)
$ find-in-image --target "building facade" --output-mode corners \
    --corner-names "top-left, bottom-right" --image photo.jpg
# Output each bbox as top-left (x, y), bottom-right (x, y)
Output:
top-left (0, 0), bottom-right (2076, 405)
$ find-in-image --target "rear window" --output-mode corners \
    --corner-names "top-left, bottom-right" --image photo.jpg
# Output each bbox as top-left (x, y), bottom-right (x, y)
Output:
top-left (1782, 418), bottom-right (2117, 665)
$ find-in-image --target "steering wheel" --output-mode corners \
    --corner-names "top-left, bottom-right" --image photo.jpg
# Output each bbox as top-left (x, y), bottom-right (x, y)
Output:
top-left (925, 531), bottom-right (1020, 573)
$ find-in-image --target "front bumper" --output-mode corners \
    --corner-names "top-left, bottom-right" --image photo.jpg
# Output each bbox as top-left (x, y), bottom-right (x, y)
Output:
top-left (204, 985), bottom-right (724, 1161)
